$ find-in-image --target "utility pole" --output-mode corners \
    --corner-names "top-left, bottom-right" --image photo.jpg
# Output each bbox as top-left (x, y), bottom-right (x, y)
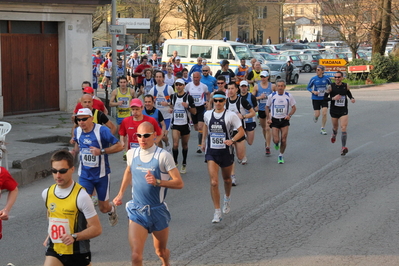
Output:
top-left (107, 0), bottom-right (117, 112)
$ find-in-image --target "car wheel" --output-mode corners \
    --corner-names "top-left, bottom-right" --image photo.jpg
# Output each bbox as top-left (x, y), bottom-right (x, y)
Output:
top-left (292, 75), bottom-right (299, 84)
top-left (304, 65), bottom-right (312, 73)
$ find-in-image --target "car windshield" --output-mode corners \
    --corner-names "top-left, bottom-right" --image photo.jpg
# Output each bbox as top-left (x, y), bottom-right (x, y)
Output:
top-left (261, 53), bottom-right (277, 60)
top-left (232, 45), bottom-right (253, 59)
top-left (268, 64), bottom-right (283, 71)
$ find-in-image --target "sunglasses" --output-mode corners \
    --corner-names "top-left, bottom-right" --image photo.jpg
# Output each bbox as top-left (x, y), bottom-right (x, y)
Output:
top-left (260, 76), bottom-right (268, 78)
top-left (76, 117), bottom-right (90, 122)
top-left (202, 70), bottom-right (209, 72)
top-left (316, 69), bottom-right (323, 71)
top-left (334, 76), bottom-right (342, 78)
top-left (51, 168), bottom-right (71, 174)
top-left (136, 132), bottom-right (154, 138)
top-left (214, 99), bottom-right (225, 103)
top-left (175, 83), bottom-right (184, 86)
top-left (217, 82), bottom-right (225, 85)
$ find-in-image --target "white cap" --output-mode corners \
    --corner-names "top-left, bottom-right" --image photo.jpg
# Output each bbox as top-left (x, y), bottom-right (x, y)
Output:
top-left (175, 56), bottom-right (181, 60)
top-left (175, 78), bottom-right (185, 84)
top-left (260, 71), bottom-right (269, 77)
top-left (76, 108), bottom-right (92, 116)
top-left (240, 80), bottom-right (249, 87)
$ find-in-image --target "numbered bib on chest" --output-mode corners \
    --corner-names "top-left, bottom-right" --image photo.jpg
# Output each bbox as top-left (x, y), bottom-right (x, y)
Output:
top-left (335, 96), bottom-right (345, 107)
top-left (210, 132), bottom-right (226, 149)
top-left (156, 98), bottom-right (166, 107)
top-left (81, 148), bottom-right (99, 168)
top-left (274, 105), bottom-right (286, 115)
top-left (318, 88), bottom-right (326, 97)
top-left (118, 97), bottom-right (130, 108)
top-left (174, 109), bottom-right (187, 123)
top-left (48, 217), bottom-right (71, 243)
top-left (192, 95), bottom-right (201, 104)
top-left (260, 97), bottom-right (267, 104)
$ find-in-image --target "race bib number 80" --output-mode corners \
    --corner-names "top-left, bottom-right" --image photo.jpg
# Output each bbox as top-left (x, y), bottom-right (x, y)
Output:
top-left (48, 217), bottom-right (71, 243)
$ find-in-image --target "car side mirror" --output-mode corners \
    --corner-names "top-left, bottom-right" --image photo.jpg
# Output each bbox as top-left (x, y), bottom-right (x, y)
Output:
top-left (282, 68), bottom-right (285, 71)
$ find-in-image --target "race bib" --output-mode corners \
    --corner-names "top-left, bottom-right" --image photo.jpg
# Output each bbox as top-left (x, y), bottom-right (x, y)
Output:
top-left (130, 142), bottom-right (139, 149)
top-left (118, 97), bottom-right (130, 108)
top-left (335, 96), bottom-right (345, 107)
top-left (174, 109), bottom-right (187, 123)
top-left (156, 98), bottom-right (166, 107)
top-left (192, 95), bottom-right (201, 104)
top-left (318, 88), bottom-right (326, 97)
top-left (210, 132), bottom-right (226, 149)
top-left (81, 148), bottom-right (99, 168)
top-left (48, 217), bottom-right (71, 244)
top-left (274, 105), bottom-right (286, 116)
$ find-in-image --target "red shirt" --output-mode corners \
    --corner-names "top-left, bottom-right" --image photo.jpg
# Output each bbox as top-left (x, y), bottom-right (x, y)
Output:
top-left (118, 115), bottom-right (162, 149)
top-left (134, 63), bottom-right (152, 84)
top-left (74, 98), bottom-right (106, 113)
top-left (0, 167), bottom-right (18, 191)
top-left (173, 64), bottom-right (184, 76)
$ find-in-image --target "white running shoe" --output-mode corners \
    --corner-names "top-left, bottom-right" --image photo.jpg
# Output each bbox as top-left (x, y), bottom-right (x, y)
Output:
top-left (108, 203), bottom-right (118, 226)
top-left (241, 156), bottom-right (247, 165)
top-left (222, 195), bottom-right (231, 214)
top-left (180, 164), bottom-right (187, 174)
top-left (212, 210), bottom-right (222, 223)
top-left (231, 175), bottom-right (237, 186)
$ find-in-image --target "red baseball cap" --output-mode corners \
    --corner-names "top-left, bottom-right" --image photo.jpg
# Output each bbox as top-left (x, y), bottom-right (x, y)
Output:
top-left (83, 87), bottom-right (94, 94)
top-left (130, 98), bottom-right (143, 107)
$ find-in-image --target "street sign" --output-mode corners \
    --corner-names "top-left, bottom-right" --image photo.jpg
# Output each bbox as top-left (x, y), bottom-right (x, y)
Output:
top-left (116, 18), bottom-right (151, 34)
top-left (320, 59), bottom-right (347, 66)
top-left (109, 25), bottom-right (126, 35)
top-left (325, 66), bottom-right (347, 72)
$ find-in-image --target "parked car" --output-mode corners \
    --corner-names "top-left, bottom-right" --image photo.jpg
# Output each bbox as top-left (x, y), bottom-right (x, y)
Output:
top-left (262, 45), bottom-right (279, 53)
top-left (298, 54), bottom-right (321, 72)
top-left (308, 42), bottom-right (325, 49)
top-left (344, 51), bottom-right (368, 62)
top-left (322, 52), bottom-right (349, 62)
top-left (267, 61), bottom-right (300, 84)
top-left (255, 52), bottom-right (278, 61)
top-left (251, 53), bottom-right (275, 71)
top-left (277, 54), bottom-right (303, 71)
top-left (250, 46), bottom-right (274, 54)
top-left (280, 49), bottom-right (321, 56)
top-left (322, 41), bottom-right (347, 49)
top-left (279, 43), bottom-right (311, 50)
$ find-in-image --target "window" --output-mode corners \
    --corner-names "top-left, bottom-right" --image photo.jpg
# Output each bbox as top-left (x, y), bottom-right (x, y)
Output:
top-left (12, 21), bottom-right (41, 34)
top-left (177, 30), bottom-right (182, 38)
top-left (218, 46), bottom-right (233, 60)
top-left (224, 31), bottom-right (230, 40)
top-left (257, 6), bottom-right (267, 19)
top-left (300, 8), bottom-right (304, 15)
top-left (177, 5), bottom-right (182, 12)
top-left (168, 45), bottom-right (188, 58)
top-left (191, 45), bottom-right (212, 59)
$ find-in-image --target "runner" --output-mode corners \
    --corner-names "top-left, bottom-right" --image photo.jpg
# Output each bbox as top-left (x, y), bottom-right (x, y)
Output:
top-left (252, 71), bottom-right (275, 156)
top-left (307, 65), bottom-right (332, 135)
top-left (266, 79), bottom-right (297, 164)
top-left (170, 79), bottom-right (197, 173)
top-left (324, 71), bottom-right (355, 156)
top-left (238, 80), bottom-right (258, 146)
top-left (201, 91), bottom-right (244, 223)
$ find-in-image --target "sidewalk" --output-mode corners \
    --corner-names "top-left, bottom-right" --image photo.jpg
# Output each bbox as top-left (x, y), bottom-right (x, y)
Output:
top-left (3, 111), bottom-right (75, 185)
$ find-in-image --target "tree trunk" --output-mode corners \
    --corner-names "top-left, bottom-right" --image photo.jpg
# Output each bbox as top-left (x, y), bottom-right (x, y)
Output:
top-left (371, 0), bottom-right (391, 55)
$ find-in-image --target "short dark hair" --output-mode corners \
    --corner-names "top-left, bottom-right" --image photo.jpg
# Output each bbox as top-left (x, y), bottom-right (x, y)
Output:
top-left (118, 76), bottom-right (128, 82)
top-left (336, 71), bottom-right (344, 77)
top-left (144, 94), bottom-right (155, 101)
top-left (82, 81), bottom-right (91, 87)
top-left (217, 76), bottom-right (226, 82)
top-left (51, 150), bottom-right (74, 168)
top-left (155, 70), bottom-right (165, 78)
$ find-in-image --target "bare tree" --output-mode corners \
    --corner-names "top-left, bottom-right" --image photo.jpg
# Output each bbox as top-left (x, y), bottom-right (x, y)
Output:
top-left (316, 0), bottom-right (376, 59)
top-left (371, 0), bottom-right (392, 55)
top-left (171, 0), bottom-right (242, 40)
top-left (92, 5), bottom-right (111, 46)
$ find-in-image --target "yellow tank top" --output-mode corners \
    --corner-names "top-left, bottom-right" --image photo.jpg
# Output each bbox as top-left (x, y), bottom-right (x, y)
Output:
top-left (93, 109), bottom-right (99, 124)
top-left (250, 70), bottom-right (261, 93)
top-left (46, 182), bottom-right (85, 255)
top-left (116, 88), bottom-right (132, 118)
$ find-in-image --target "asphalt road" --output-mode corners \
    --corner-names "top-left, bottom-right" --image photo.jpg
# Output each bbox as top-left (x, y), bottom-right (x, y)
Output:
top-left (2, 84), bottom-right (399, 266)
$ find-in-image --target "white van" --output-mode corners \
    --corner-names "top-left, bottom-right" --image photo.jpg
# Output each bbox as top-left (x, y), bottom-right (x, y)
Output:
top-left (161, 39), bottom-right (269, 76)
top-left (322, 41), bottom-right (346, 49)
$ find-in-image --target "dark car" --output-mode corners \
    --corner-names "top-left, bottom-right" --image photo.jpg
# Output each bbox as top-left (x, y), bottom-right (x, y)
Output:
top-left (308, 42), bottom-right (325, 49)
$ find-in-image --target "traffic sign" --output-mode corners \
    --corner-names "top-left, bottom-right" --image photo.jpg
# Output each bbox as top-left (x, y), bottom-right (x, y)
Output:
top-left (320, 59), bottom-right (347, 66)
top-left (325, 66), bottom-right (347, 72)
top-left (109, 25), bottom-right (126, 35)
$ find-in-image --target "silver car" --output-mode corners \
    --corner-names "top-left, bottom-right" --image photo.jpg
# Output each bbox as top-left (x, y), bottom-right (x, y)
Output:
top-left (267, 61), bottom-right (300, 84)
top-left (298, 54), bottom-right (322, 73)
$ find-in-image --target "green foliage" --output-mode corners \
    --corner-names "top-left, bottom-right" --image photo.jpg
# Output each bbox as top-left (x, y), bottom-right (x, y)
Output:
top-left (346, 59), bottom-right (370, 80)
top-left (369, 53), bottom-right (399, 82)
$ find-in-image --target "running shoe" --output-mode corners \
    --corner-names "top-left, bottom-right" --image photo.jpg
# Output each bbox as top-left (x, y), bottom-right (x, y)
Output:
top-left (222, 195), bottom-right (231, 214)
top-left (122, 151), bottom-right (127, 161)
top-left (266, 147), bottom-right (271, 155)
top-left (274, 143), bottom-right (280, 151)
top-left (331, 134), bottom-right (336, 143)
top-left (180, 164), bottom-right (187, 174)
top-left (241, 156), bottom-right (248, 165)
top-left (91, 195), bottom-right (98, 206)
top-left (313, 116), bottom-right (318, 123)
top-left (231, 175), bottom-right (237, 186)
top-left (237, 159), bottom-right (242, 164)
top-left (108, 203), bottom-right (118, 226)
top-left (341, 147), bottom-right (348, 156)
top-left (196, 146), bottom-right (202, 154)
top-left (320, 128), bottom-right (327, 135)
top-left (212, 210), bottom-right (222, 223)
top-left (278, 155), bottom-right (284, 164)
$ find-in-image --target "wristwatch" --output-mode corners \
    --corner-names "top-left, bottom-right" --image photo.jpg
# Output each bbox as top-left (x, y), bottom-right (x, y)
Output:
top-left (156, 179), bottom-right (161, 187)
top-left (100, 148), bottom-right (106, 155)
top-left (71, 234), bottom-right (78, 241)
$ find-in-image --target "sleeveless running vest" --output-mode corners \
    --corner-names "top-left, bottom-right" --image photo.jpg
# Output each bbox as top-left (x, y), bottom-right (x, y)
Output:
top-left (116, 88), bottom-right (133, 118)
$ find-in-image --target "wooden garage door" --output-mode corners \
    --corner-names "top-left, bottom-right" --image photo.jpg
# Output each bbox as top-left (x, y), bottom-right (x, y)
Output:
top-left (1, 21), bottom-right (59, 115)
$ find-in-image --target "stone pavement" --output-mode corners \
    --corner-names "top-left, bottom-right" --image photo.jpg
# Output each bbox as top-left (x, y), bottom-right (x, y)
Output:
top-left (1, 82), bottom-right (397, 186)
